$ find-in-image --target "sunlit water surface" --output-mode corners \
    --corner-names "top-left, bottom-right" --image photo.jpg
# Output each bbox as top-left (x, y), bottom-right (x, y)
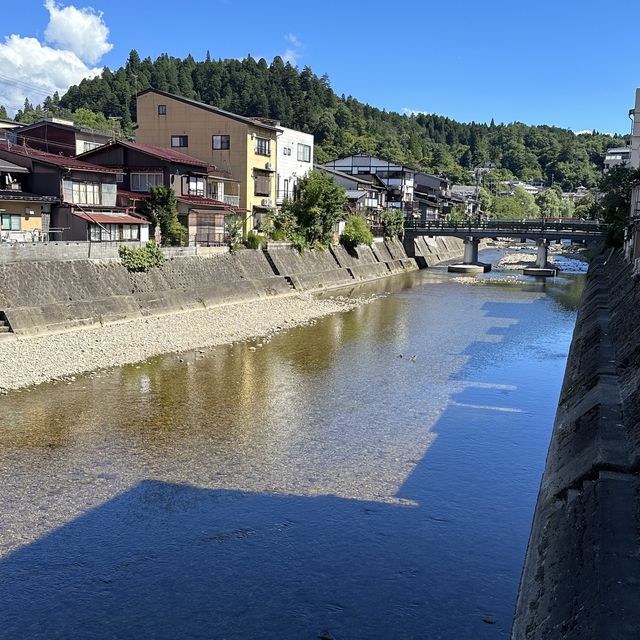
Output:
top-left (0, 253), bottom-right (584, 639)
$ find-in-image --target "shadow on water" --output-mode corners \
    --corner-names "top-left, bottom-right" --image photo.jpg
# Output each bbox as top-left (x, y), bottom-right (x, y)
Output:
top-left (0, 275), bottom-right (582, 640)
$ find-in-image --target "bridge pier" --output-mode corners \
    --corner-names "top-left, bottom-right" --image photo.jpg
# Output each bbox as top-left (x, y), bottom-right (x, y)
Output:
top-left (536, 238), bottom-right (549, 268)
top-left (463, 236), bottom-right (480, 264)
top-left (448, 236), bottom-right (491, 273)
top-left (523, 239), bottom-right (557, 276)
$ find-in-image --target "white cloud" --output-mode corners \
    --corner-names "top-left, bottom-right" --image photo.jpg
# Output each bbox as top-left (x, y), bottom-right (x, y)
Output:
top-left (281, 33), bottom-right (302, 66)
top-left (281, 48), bottom-right (298, 65)
top-left (0, 1), bottom-right (111, 115)
top-left (44, 0), bottom-right (112, 64)
top-left (285, 33), bottom-right (301, 48)
top-left (402, 108), bottom-right (432, 117)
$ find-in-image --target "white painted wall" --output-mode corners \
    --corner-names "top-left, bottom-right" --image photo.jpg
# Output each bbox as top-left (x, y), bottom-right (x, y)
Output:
top-left (276, 127), bottom-right (314, 205)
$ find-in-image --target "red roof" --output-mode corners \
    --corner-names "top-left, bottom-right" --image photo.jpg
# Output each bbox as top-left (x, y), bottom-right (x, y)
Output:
top-left (177, 194), bottom-right (231, 208)
top-left (0, 141), bottom-right (121, 173)
top-left (117, 189), bottom-right (150, 200)
top-left (72, 210), bottom-right (148, 225)
top-left (80, 139), bottom-right (214, 170)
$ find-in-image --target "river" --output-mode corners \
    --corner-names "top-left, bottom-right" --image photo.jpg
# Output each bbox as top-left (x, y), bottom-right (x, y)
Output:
top-left (0, 251), bottom-right (584, 640)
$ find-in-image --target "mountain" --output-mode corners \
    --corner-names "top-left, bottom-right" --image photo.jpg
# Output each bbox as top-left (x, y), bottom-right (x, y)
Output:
top-left (11, 50), bottom-right (627, 190)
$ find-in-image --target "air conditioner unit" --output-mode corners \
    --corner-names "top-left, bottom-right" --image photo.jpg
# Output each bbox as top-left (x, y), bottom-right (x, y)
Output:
top-left (261, 198), bottom-right (272, 207)
top-left (265, 162), bottom-right (273, 170)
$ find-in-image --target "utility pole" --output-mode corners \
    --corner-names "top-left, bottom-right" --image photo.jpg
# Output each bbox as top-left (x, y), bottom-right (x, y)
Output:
top-left (108, 116), bottom-right (122, 142)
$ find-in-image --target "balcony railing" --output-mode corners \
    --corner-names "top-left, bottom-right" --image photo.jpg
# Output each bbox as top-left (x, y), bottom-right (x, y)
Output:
top-left (223, 194), bottom-right (240, 207)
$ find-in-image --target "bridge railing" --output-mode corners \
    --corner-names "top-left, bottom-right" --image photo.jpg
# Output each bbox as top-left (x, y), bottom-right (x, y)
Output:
top-left (404, 219), bottom-right (606, 234)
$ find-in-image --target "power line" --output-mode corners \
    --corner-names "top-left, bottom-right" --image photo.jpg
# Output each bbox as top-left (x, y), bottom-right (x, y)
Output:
top-left (0, 73), bottom-right (57, 100)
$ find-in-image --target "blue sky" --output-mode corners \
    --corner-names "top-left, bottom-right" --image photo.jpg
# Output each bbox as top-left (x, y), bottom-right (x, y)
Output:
top-left (2, 0), bottom-right (639, 134)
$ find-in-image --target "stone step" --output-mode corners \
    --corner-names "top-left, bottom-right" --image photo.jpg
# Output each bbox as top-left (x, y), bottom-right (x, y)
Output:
top-left (0, 326), bottom-right (10, 333)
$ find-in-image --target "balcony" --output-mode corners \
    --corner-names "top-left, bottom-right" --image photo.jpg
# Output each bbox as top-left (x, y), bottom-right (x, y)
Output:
top-left (223, 194), bottom-right (240, 207)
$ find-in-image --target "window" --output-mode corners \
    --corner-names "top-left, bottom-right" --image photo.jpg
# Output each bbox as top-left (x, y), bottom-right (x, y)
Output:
top-left (212, 135), bottom-right (230, 150)
top-left (185, 176), bottom-right (206, 197)
top-left (70, 181), bottom-right (102, 205)
top-left (158, 104), bottom-right (167, 115)
top-left (83, 141), bottom-right (101, 152)
top-left (1, 214), bottom-right (20, 231)
top-left (122, 224), bottom-right (140, 241)
top-left (89, 223), bottom-right (139, 242)
top-left (255, 137), bottom-right (270, 156)
top-left (171, 135), bottom-right (188, 147)
top-left (116, 173), bottom-right (124, 183)
top-left (130, 172), bottom-right (163, 192)
top-left (254, 172), bottom-right (271, 196)
top-left (283, 147), bottom-right (291, 156)
top-left (283, 179), bottom-right (289, 199)
top-left (297, 143), bottom-right (311, 163)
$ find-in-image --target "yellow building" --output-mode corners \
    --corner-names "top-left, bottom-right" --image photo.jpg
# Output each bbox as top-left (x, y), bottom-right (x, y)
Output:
top-left (136, 89), bottom-right (279, 235)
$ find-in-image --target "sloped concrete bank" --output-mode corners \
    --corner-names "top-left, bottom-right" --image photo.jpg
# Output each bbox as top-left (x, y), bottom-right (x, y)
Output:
top-left (512, 250), bottom-right (640, 639)
top-left (403, 235), bottom-right (468, 267)
top-left (0, 238), bottom-right (416, 336)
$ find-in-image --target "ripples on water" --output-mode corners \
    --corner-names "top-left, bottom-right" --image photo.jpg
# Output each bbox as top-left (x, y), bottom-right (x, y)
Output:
top-left (0, 254), bottom-right (584, 639)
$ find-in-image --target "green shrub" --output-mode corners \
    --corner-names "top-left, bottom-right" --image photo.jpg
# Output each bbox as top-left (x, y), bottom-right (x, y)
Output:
top-left (244, 230), bottom-right (267, 249)
top-left (380, 208), bottom-right (405, 238)
top-left (118, 241), bottom-right (165, 272)
top-left (340, 215), bottom-right (373, 250)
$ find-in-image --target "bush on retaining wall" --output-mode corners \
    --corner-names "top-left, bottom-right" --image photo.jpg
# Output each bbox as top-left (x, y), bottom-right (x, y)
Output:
top-left (340, 216), bottom-right (373, 250)
top-left (118, 242), bottom-right (165, 272)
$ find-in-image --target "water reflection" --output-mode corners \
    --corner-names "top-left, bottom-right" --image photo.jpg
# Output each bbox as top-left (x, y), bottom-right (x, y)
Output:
top-left (0, 264), bottom-right (584, 639)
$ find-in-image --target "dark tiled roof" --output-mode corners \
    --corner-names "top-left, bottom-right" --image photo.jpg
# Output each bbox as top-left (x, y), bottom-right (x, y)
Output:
top-left (80, 139), bottom-right (213, 169)
top-left (0, 141), bottom-right (121, 173)
top-left (0, 189), bottom-right (57, 202)
top-left (16, 119), bottom-right (112, 139)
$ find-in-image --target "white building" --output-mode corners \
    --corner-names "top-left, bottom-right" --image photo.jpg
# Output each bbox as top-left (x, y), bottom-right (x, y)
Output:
top-left (604, 147), bottom-right (631, 172)
top-left (321, 155), bottom-right (416, 214)
top-left (275, 126), bottom-right (314, 205)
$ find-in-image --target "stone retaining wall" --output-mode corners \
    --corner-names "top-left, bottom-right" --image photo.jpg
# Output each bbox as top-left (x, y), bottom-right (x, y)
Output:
top-left (512, 250), bottom-right (640, 639)
top-left (0, 239), bottom-right (416, 335)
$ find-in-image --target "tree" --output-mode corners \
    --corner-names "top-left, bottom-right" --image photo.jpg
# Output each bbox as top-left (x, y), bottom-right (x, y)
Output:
top-left (596, 165), bottom-right (640, 246)
top-left (0, 104), bottom-right (7, 119)
top-left (143, 186), bottom-right (186, 245)
top-left (380, 208), bottom-right (404, 238)
top-left (478, 186), bottom-right (493, 213)
top-left (558, 198), bottom-right (575, 218)
top-left (491, 187), bottom-right (540, 219)
top-left (448, 203), bottom-right (467, 223)
top-left (513, 186), bottom-right (540, 218)
top-left (535, 189), bottom-right (561, 217)
top-left (280, 170), bottom-right (347, 248)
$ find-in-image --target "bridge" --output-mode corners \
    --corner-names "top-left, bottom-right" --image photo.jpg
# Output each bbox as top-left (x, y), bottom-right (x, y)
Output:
top-left (403, 219), bottom-right (608, 272)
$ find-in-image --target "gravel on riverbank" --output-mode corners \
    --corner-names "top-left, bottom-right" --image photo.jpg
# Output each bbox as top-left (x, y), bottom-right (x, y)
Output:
top-left (0, 293), bottom-right (365, 393)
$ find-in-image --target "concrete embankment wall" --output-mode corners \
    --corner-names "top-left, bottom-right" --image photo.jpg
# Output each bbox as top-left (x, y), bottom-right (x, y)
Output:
top-left (512, 250), bottom-right (640, 639)
top-left (0, 238), bottom-right (416, 335)
top-left (404, 235), bottom-right (467, 267)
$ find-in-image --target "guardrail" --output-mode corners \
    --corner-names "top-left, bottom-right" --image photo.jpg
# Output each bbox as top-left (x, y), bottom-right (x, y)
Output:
top-left (404, 219), bottom-right (607, 234)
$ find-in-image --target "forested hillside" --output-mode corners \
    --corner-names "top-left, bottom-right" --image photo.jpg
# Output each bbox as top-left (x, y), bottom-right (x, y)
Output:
top-left (8, 50), bottom-right (626, 189)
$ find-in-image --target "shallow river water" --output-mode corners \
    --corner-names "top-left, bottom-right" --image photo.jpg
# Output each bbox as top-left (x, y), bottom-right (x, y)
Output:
top-left (0, 254), bottom-right (584, 639)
